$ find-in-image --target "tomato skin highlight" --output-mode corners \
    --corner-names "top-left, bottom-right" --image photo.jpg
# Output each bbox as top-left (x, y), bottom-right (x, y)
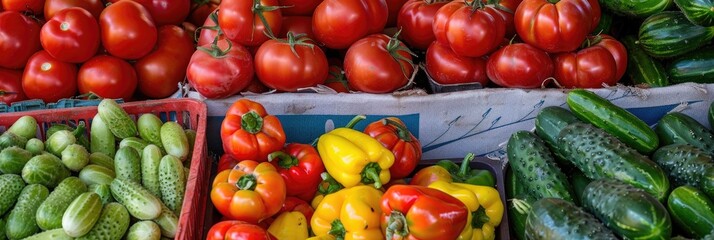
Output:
top-left (0, 12), bottom-right (42, 69)
top-left (135, 25), bottom-right (195, 99)
top-left (218, 0), bottom-right (284, 47)
top-left (344, 34), bottom-right (414, 93)
top-left (397, 0), bottom-right (449, 51)
top-left (186, 40), bottom-right (255, 99)
top-left (2, 0), bottom-right (45, 14)
top-left (312, 0), bottom-right (388, 49)
top-left (78, 55), bottom-right (138, 100)
top-left (22, 51), bottom-right (78, 103)
top-left (41, 7), bottom-right (100, 63)
top-left (425, 41), bottom-right (488, 85)
top-left (514, 0), bottom-right (599, 53)
top-left (254, 35), bottom-right (329, 92)
top-left (99, 0), bottom-right (158, 60)
top-left (130, 0), bottom-right (191, 26)
top-left (486, 43), bottom-right (554, 88)
top-left (44, 0), bottom-right (104, 19)
top-left (432, 1), bottom-right (507, 57)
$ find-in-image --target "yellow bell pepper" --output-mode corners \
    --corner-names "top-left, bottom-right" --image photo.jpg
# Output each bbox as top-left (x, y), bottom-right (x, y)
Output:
top-left (268, 211), bottom-right (308, 240)
top-left (428, 181), bottom-right (504, 240)
top-left (317, 118), bottom-right (395, 189)
top-left (311, 185), bottom-right (384, 240)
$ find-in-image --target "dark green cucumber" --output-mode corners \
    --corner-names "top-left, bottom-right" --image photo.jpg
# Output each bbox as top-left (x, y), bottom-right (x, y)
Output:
top-left (582, 179), bottom-right (672, 239)
top-left (0, 217), bottom-right (5, 240)
top-left (525, 198), bottom-right (618, 240)
top-left (639, 11), bottom-right (714, 58)
top-left (668, 186), bottom-right (714, 238)
top-left (675, 0), bottom-right (714, 26)
top-left (622, 35), bottom-right (670, 87)
top-left (599, 0), bottom-right (672, 18)
top-left (567, 89), bottom-right (659, 154)
top-left (35, 177), bottom-right (87, 230)
top-left (534, 106), bottom-right (582, 168)
top-left (668, 48), bottom-right (714, 84)
top-left (506, 131), bottom-right (574, 202)
top-left (570, 169), bottom-right (592, 202)
top-left (656, 112), bottom-right (714, 154)
top-left (653, 144), bottom-right (714, 199)
top-left (506, 166), bottom-right (535, 240)
top-left (592, 11), bottom-right (613, 34)
top-left (0, 147), bottom-right (32, 175)
top-left (5, 184), bottom-right (49, 240)
top-left (557, 122), bottom-right (670, 201)
top-left (0, 174), bottom-right (25, 216)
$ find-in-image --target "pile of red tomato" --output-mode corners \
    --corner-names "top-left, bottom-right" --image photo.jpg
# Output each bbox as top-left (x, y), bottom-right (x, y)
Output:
top-left (0, 0), bottom-right (218, 105)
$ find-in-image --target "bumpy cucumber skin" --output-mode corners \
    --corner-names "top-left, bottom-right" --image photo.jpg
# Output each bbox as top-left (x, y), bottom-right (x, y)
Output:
top-left (119, 137), bottom-right (149, 157)
top-left (557, 122), bottom-right (670, 202)
top-left (88, 184), bottom-right (114, 204)
top-left (159, 155), bottom-right (186, 215)
top-left (114, 147), bottom-right (141, 183)
top-left (5, 184), bottom-right (49, 240)
top-left (90, 114), bottom-right (116, 158)
top-left (22, 229), bottom-right (72, 240)
top-left (24, 138), bottom-right (43, 156)
top-left (506, 166), bottom-right (535, 240)
top-left (582, 179), bottom-right (672, 240)
top-left (97, 99), bottom-right (137, 139)
top-left (36, 177), bottom-right (87, 230)
top-left (668, 186), bottom-right (714, 238)
top-left (61, 144), bottom-right (89, 172)
top-left (507, 131), bottom-right (574, 202)
top-left (110, 178), bottom-right (162, 220)
top-left (141, 145), bottom-right (163, 199)
top-left (656, 112), bottom-right (714, 154)
top-left (534, 106), bottom-right (581, 168)
top-left (525, 198), bottom-right (618, 240)
top-left (0, 174), bottom-right (25, 216)
top-left (138, 114), bottom-right (164, 149)
top-left (75, 202), bottom-right (130, 240)
top-left (567, 89), bottom-right (659, 154)
top-left (653, 144), bottom-right (714, 199)
top-left (160, 122), bottom-right (189, 161)
top-left (153, 204), bottom-right (178, 238)
top-left (21, 154), bottom-right (71, 189)
top-left (570, 169), bottom-right (592, 202)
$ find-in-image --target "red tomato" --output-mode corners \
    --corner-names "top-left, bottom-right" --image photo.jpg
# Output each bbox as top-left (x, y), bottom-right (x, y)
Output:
top-left (278, 0), bottom-right (321, 16)
top-left (135, 25), bottom-right (195, 99)
top-left (2, 0), bottom-right (44, 14)
top-left (44, 0), bottom-right (103, 19)
top-left (279, 16), bottom-right (314, 39)
top-left (22, 51), bottom-right (78, 103)
top-left (207, 221), bottom-right (276, 240)
top-left (386, 0), bottom-right (408, 27)
top-left (131, 0), bottom-right (191, 26)
top-left (486, 43), bottom-right (553, 88)
top-left (78, 55), bottom-right (138, 100)
top-left (0, 12), bottom-right (42, 69)
top-left (514, 0), bottom-right (598, 53)
top-left (255, 34), bottom-right (328, 92)
top-left (198, 9), bottom-right (222, 46)
top-left (344, 33), bottom-right (414, 93)
top-left (433, 1), bottom-right (506, 57)
top-left (552, 37), bottom-right (623, 88)
top-left (483, 0), bottom-right (516, 37)
top-left (313, 0), bottom-right (388, 49)
top-left (188, 0), bottom-right (219, 26)
top-left (324, 65), bottom-right (349, 93)
top-left (397, 0), bottom-right (449, 51)
top-left (219, 0), bottom-right (283, 47)
top-left (425, 41), bottom-right (488, 85)
top-left (100, 1), bottom-right (158, 60)
top-left (186, 40), bottom-right (254, 99)
top-left (0, 69), bottom-right (26, 105)
top-left (41, 8), bottom-right (100, 63)
top-left (594, 34), bottom-right (627, 82)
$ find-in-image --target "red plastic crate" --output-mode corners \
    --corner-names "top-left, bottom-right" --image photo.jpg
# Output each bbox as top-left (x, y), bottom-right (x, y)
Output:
top-left (0, 98), bottom-right (209, 240)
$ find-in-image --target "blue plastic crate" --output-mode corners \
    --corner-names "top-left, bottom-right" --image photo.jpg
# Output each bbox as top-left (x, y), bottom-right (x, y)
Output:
top-left (7, 100), bottom-right (46, 113)
top-left (47, 98), bottom-right (124, 109)
top-left (0, 98), bottom-right (126, 113)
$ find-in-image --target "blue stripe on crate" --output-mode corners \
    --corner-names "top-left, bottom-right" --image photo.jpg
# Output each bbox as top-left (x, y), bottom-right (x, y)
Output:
top-left (626, 101), bottom-right (702, 126)
top-left (206, 114), bottom-right (419, 156)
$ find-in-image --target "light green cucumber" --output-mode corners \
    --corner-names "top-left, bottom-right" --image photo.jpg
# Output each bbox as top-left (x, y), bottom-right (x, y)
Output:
top-left (126, 221), bottom-right (161, 240)
top-left (88, 152), bottom-right (113, 170)
top-left (21, 154), bottom-right (70, 189)
top-left (23, 139), bottom-right (43, 156)
top-left (97, 99), bottom-right (137, 139)
top-left (159, 155), bottom-right (186, 215)
top-left (6, 184), bottom-right (49, 240)
top-left (61, 144), bottom-right (89, 172)
top-left (7, 116), bottom-right (37, 140)
top-left (22, 229), bottom-right (72, 240)
top-left (36, 177), bottom-right (87, 230)
top-left (141, 145), bottom-right (162, 198)
top-left (74, 202), bottom-right (129, 240)
top-left (110, 178), bottom-right (162, 220)
top-left (160, 122), bottom-right (188, 161)
top-left (45, 130), bottom-right (75, 157)
top-left (90, 114), bottom-right (115, 158)
top-left (88, 184), bottom-right (114, 204)
top-left (138, 114), bottom-right (163, 149)
top-left (62, 192), bottom-right (102, 237)
top-left (153, 204), bottom-right (178, 238)
top-left (78, 165), bottom-right (115, 186)
top-left (119, 137), bottom-right (149, 157)
top-left (114, 147), bottom-right (141, 183)
top-left (0, 132), bottom-right (27, 151)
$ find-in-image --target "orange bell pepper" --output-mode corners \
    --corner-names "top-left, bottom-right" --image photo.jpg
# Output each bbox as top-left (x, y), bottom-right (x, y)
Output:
top-left (211, 160), bottom-right (287, 223)
top-left (221, 99), bottom-right (286, 161)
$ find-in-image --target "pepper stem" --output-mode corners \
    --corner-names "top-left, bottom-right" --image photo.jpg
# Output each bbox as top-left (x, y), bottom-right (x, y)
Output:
top-left (318, 172), bottom-right (343, 195)
top-left (547, 0), bottom-right (559, 3)
top-left (328, 219), bottom-right (346, 240)
top-left (386, 211), bottom-right (409, 239)
top-left (361, 162), bottom-right (383, 189)
top-left (382, 118), bottom-right (411, 142)
top-left (237, 174), bottom-right (258, 191)
top-left (268, 151), bottom-right (298, 169)
top-left (241, 111), bottom-right (264, 134)
top-left (511, 198), bottom-right (531, 215)
top-left (344, 115), bottom-right (367, 129)
top-left (458, 153), bottom-right (476, 178)
top-left (471, 206), bottom-right (491, 229)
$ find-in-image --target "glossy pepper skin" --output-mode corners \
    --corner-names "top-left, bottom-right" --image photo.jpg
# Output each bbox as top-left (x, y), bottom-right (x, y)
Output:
top-left (410, 165), bottom-right (452, 187)
top-left (381, 185), bottom-right (469, 240)
top-left (211, 160), bottom-right (287, 223)
top-left (207, 220), bottom-right (277, 240)
top-left (311, 185), bottom-right (384, 239)
top-left (428, 181), bottom-right (504, 240)
top-left (218, 153), bottom-right (239, 173)
top-left (437, 153), bottom-right (496, 187)
top-left (364, 117), bottom-right (422, 179)
top-left (221, 99), bottom-right (286, 161)
top-left (268, 143), bottom-right (325, 202)
top-left (311, 172), bottom-right (344, 209)
top-left (317, 116), bottom-right (395, 189)
top-left (268, 211), bottom-right (309, 240)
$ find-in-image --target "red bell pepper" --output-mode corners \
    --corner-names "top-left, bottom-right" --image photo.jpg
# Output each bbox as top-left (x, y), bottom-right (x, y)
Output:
top-left (207, 221), bottom-right (276, 240)
top-left (268, 143), bottom-right (325, 202)
top-left (218, 153), bottom-right (239, 173)
top-left (381, 185), bottom-right (469, 240)
top-left (221, 99), bottom-right (286, 161)
top-left (364, 117), bottom-right (422, 179)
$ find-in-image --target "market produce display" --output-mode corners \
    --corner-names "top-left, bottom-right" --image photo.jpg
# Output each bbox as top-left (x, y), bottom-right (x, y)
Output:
top-left (0, 99), bottom-right (194, 239)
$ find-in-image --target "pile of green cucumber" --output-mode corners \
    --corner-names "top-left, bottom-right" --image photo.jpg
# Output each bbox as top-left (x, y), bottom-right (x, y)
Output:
top-left (0, 99), bottom-right (195, 240)
top-left (507, 89), bottom-right (714, 240)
